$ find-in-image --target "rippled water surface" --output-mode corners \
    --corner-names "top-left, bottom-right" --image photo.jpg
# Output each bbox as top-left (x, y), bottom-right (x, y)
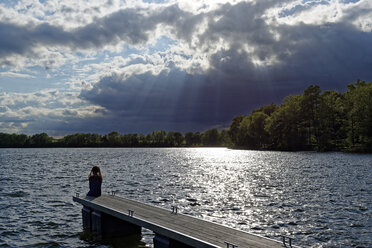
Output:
top-left (0, 148), bottom-right (371, 248)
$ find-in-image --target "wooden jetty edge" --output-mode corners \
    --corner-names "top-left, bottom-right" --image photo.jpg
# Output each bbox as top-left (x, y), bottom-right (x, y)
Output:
top-left (73, 194), bottom-right (297, 248)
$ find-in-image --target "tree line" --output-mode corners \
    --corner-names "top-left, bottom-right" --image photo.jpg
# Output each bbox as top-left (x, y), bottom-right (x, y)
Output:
top-left (229, 80), bottom-right (372, 152)
top-left (1, 80), bottom-right (371, 152)
top-left (0, 129), bottom-right (231, 148)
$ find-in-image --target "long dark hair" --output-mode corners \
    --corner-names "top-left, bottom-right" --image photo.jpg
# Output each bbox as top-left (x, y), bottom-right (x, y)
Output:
top-left (89, 165), bottom-right (103, 180)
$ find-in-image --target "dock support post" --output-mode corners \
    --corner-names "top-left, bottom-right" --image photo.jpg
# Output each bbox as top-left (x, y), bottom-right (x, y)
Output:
top-left (153, 233), bottom-right (194, 248)
top-left (82, 207), bottom-right (91, 231)
top-left (92, 211), bottom-right (102, 235)
top-left (86, 209), bottom-right (141, 238)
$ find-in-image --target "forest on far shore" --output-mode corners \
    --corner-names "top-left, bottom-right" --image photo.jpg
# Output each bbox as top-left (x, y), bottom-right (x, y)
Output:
top-left (230, 80), bottom-right (371, 153)
top-left (1, 80), bottom-right (371, 152)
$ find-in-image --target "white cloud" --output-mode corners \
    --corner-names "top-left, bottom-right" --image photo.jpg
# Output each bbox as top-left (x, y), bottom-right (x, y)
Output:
top-left (344, 0), bottom-right (372, 32)
top-left (0, 89), bottom-right (106, 134)
top-left (0, 71), bottom-right (35, 78)
top-left (267, 0), bottom-right (371, 32)
top-left (0, 0), bottom-right (371, 134)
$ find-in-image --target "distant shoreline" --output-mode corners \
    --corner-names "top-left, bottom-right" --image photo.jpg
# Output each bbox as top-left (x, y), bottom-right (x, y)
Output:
top-left (1, 81), bottom-right (371, 153)
top-left (1, 146), bottom-right (369, 154)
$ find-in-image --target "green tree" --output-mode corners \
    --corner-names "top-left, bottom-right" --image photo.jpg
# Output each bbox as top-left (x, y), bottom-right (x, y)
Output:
top-left (240, 111), bottom-right (269, 148)
top-left (301, 85), bottom-right (321, 147)
top-left (253, 103), bottom-right (277, 116)
top-left (317, 91), bottom-right (346, 151)
top-left (201, 128), bottom-right (220, 146)
top-left (219, 129), bottom-right (232, 147)
top-left (0, 133), bottom-right (29, 147)
top-left (165, 132), bottom-right (184, 146)
top-left (104, 131), bottom-right (122, 146)
top-left (122, 134), bottom-right (139, 147)
top-left (0, 133), bottom-right (11, 147)
top-left (185, 132), bottom-right (202, 146)
top-left (173, 132), bottom-right (184, 146)
top-left (29, 133), bottom-right (53, 147)
top-left (87, 133), bottom-right (102, 147)
top-left (184, 132), bottom-right (194, 146)
top-left (229, 116), bottom-right (244, 146)
top-left (194, 132), bottom-right (202, 146)
top-left (14, 134), bottom-right (29, 147)
top-left (265, 95), bottom-right (307, 150)
top-left (345, 80), bottom-right (372, 152)
top-left (149, 130), bottom-right (167, 146)
top-left (137, 134), bottom-right (146, 146)
top-left (229, 104), bottom-right (276, 149)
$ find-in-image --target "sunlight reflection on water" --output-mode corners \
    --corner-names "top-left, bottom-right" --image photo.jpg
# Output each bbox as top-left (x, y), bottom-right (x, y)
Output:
top-left (0, 148), bottom-right (371, 248)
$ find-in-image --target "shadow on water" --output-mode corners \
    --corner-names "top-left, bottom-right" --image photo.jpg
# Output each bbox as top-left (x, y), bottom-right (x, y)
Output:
top-left (21, 241), bottom-right (61, 248)
top-left (79, 231), bottom-right (147, 248)
top-left (2, 191), bottom-right (29, 198)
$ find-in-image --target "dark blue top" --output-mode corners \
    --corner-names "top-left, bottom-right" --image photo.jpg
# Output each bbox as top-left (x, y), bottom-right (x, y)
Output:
top-left (87, 175), bottom-right (102, 197)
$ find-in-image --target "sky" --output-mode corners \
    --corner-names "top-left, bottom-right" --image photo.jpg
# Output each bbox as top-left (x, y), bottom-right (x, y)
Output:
top-left (0, 0), bottom-right (371, 136)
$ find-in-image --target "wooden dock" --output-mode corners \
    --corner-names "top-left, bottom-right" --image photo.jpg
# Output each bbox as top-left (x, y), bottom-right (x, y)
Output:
top-left (73, 194), bottom-right (294, 248)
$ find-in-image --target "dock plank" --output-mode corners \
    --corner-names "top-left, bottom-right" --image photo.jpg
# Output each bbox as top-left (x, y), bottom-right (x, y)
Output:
top-left (73, 194), bottom-right (288, 248)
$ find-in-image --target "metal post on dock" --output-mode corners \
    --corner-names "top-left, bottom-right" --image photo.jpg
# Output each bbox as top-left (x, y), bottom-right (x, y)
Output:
top-left (224, 241), bottom-right (238, 248)
top-left (73, 194), bottom-right (292, 248)
top-left (282, 236), bottom-right (293, 248)
top-left (171, 206), bottom-right (178, 214)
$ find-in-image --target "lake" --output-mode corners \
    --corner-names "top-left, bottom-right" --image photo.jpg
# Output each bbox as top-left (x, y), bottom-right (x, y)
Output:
top-left (0, 148), bottom-right (371, 247)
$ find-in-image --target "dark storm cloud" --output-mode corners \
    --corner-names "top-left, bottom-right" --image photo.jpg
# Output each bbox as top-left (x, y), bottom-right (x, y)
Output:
top-left (79, 67), bottom-right (287, 133)
top-left (2, 1), bottom-right (372, 133)
top-left (203, 2), bottom-right (372, 90)
top-left (0, 4), bottom-right (194, 58)
top-left (79, 69), bottom-right (218, 126)
top-left (78, 1), bottom-right (372, 132)
top-left (200, 2), bottom-right (372, 84)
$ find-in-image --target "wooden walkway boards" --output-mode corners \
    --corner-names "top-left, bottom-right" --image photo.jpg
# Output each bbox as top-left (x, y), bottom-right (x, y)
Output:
top-left (73, 194), bottom-right (289, 248)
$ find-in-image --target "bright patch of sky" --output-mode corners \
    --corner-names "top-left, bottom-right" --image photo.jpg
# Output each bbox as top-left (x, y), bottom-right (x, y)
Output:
top-left (279, 1), bottom-right (330, 18)
top-left (143, 0), bottom-right (169, 3)
top-left (149, 36), bottom-right (177, 53)
top-left (0, 0), bottom-right (19, 7)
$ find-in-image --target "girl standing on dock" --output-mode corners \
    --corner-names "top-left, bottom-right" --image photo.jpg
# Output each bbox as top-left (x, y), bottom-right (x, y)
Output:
top-left (87, 166), bottom-right (103, 197)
